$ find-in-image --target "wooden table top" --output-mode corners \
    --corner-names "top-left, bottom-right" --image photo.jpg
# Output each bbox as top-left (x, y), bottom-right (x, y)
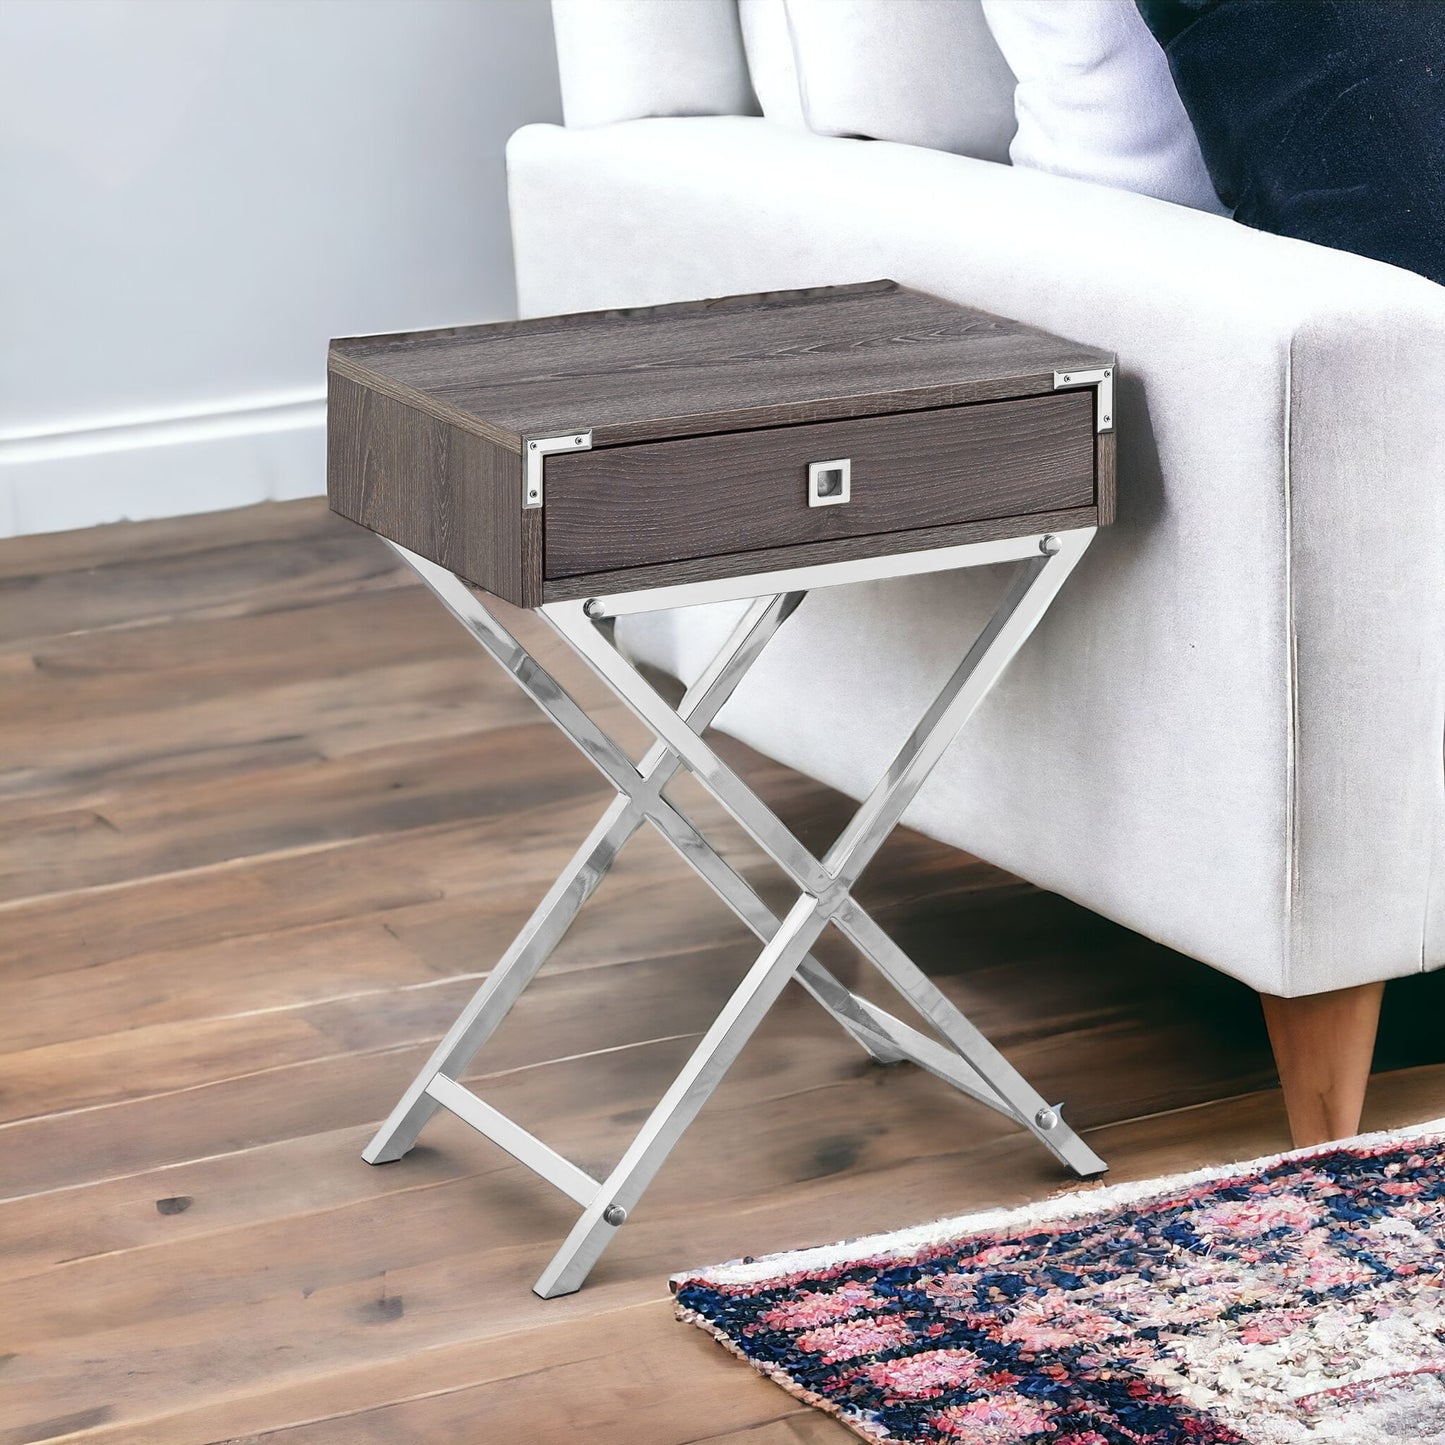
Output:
top-left (328, 279), bottom-right (1113, 451)
top-left (328, 281), bottom-right (1115, 607)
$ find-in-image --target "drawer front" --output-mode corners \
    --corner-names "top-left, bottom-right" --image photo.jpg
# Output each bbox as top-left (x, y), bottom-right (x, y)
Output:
top-left (543, 391), bottom-right (1095, 579)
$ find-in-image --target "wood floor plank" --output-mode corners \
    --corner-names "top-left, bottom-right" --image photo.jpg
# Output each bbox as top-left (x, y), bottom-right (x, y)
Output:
top-left (0, 900), bottom-right (1292, 1202)
top-left (1, 589), bottom-right (508, 793)
top-left (21, 1070), bottom-right (1445, 1445)
top-left (0, 510), bottom-right (405, 652)
top-left (4, 501), bottom-right (1445, 1445)
top-left (0, 722), bottom-right (604, 903)
top-left (0, 806), bottom-right (595, 985)
top-left (17, 1303), bottom-right (799, 1445)
top-left (0, 499), bottom-right (350, 586)
top-left (0, 933), bottom-right (764, 1126)
top-left (179, 1306), bottom-right (799, 1445)
top-left (0, 827), bottom-right (751, 1057)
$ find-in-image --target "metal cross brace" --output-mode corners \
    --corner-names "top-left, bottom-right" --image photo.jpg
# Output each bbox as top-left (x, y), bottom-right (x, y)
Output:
top-left (363, 530), bottom-right (1106, 1297)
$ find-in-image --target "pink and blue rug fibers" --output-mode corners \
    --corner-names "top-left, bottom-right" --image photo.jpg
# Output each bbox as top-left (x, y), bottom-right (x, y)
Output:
top-left (672, 1121), bottom-right (1445, 1443)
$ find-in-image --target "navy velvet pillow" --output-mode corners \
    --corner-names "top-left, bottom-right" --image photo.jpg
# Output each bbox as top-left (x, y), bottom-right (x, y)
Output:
top-left (1136, 0), bottom-right (1445, 285)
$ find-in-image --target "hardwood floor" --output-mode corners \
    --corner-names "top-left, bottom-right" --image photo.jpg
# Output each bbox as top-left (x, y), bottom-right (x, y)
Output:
top-left (3, 498), bottom-right (1445, 1445)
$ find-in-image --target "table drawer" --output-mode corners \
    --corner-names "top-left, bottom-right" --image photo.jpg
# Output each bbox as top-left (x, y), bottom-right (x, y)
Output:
top-left (542, 390), bottom-right (1096, 579)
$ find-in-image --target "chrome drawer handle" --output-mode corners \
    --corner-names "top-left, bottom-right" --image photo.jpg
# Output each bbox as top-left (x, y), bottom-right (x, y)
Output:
top-left (808, 457), bottom-right (851, 508)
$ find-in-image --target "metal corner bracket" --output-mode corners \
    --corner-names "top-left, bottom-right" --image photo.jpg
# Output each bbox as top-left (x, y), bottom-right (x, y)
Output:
top-left (1053, 367), bottom-right (1114, 434)
top-left (523, 430), bottom-right (593, 509)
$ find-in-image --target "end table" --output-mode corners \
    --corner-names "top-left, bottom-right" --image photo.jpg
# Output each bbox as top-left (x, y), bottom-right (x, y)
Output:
top-left (327, 280), bottom-right (1115, 1298)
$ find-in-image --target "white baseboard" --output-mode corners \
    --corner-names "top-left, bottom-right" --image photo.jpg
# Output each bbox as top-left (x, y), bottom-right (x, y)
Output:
top-left (0, 393), bottom-right (328, 538)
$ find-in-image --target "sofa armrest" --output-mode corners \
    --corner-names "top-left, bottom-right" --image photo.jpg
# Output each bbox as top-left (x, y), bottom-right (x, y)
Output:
top-left (507, 116), bottom-right (1445, 995)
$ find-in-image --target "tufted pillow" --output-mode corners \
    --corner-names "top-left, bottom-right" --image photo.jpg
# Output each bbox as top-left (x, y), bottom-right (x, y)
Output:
top-left (980, 0), bottom-right (1223, 211)
top-left (1137, 0), bottom-right (1445, 284)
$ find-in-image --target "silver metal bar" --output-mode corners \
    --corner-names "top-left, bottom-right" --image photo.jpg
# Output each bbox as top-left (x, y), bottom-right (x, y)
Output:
top-left (634, 779), bottom-right (904, 1064)
top-left (533, 894), bottom-right (831, 1298)
top-left (829, 988), bottom-right (1014, 1112)
top-left (581, 531), bottom-right (1057, 617)
top-left (364, 566), bottom-right (806, 1164)
top-left (363, 789), bottom-right (638, 1164)
top-left (826, 530), bottom-right (1096, 889)
top-left (835, 900), bottom-right (1108, 1176)
top-left (369, 555), bottom-right (896, 1174)
top-left (367, 529), bottom-right (1111, 1303)
top-left (426, 1075), bottom-right (600, 1207)
top-left (636, 779), bottom-right (908, 1064)
top-left (675, 593), bottom-right (803, 724)
top-left (545, 600), bottom-right (837, 898)
top-left (788, 968), bottom-right (1004, 1108)
top-left (385, 546), bottom-right (644, 798)
top-left (547, 535), bottom-right (1108, 1167)
top-left (791, 966), bottom-right (909, 1065)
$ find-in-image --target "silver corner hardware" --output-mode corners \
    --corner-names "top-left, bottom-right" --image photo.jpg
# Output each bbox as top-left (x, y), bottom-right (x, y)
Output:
top-left (1053, 367), bottom-right (1114, 434)
top-left (582, 598), bottom-right (604, 619)
top-left (807, 457), bottom-right (851, 508)
top-left (1035, 1106), bottom-right (1061, 1131)
top-left (603, 1203), bottom-right (627, 1226)
top-left (523, 430), bottom-right (592, 509)
top-left (1039, 534), bottom-right (1060, 556)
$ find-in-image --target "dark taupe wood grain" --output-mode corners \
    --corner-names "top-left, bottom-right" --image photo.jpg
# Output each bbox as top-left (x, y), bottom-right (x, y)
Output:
top-left (1096, 430), bottom-right (1117, 527)
top-left (327, 372), bottom-right (539, 606)
top-left (330, 281), bottom-right (1112, 448)
top-left (542, 507), bottom-right (1098, 603)
top-left (544, 392), bottom-right (1094, 578)
top-left (328, 281), bottom-right (1114, 604)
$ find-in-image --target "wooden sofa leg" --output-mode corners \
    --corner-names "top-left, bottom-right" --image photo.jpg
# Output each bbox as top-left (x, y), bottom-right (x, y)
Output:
top-left (1260, 981), bottom-right (1384, 1148)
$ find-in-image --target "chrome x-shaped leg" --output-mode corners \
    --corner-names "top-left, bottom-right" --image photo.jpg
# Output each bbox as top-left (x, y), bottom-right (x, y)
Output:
top-left (364, 531), bottom-right (1106, 1297)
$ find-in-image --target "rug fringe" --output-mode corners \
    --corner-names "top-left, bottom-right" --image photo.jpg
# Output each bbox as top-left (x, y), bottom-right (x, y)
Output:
top-left (673, 1115), bottom-right (1445, 1290)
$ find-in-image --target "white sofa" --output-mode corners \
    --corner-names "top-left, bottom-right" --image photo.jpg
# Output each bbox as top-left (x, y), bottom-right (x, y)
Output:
top-left (506, 0), bottom-right (1445, 1143)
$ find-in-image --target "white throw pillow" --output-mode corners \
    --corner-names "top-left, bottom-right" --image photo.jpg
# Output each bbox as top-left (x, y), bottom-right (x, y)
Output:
top-left (780, 0), bottom-right (1018, 163)
top-left (738, 0), bottom-right (806, 127)
top-left (980, 0), bottom-right (1225, 212)
top-left (551, 0), bottom-right (758, 128)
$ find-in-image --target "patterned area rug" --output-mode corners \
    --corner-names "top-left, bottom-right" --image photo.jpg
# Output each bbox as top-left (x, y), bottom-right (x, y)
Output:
top-left (673, 1121), bottom-right (1445, 1444)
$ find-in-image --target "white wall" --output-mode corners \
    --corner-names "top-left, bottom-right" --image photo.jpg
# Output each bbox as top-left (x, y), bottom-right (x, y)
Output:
top-left (0, 0), bottom-right (561, 536)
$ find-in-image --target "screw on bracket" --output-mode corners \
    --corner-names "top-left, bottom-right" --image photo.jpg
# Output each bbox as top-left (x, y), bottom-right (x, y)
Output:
top-left (603, 1203), bottom-right (627, 1226)
top-left (1052, 367), bottom-right (1114, 434)
top-left (523, 430), bottom-right (593, 510)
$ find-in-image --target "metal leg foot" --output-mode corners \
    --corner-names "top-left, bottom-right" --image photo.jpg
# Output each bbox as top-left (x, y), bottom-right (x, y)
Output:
top-left (534, 894), bottom-right (830, 1298)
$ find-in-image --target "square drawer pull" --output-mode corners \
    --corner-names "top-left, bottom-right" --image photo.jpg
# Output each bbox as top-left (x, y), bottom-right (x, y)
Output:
top-left (808, 458), bottom-right (851, 508)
